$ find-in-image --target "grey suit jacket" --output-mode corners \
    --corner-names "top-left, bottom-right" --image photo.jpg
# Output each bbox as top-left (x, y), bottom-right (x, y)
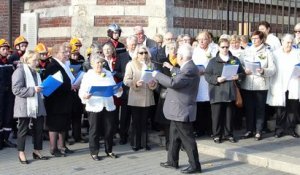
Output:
top-left (154, 60), bottom-right (200, 122)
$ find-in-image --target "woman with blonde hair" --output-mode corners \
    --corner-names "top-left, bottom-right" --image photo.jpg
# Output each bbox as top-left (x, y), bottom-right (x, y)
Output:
top-left (12, 50), bottom-right (47, 164)
top-left (124, 45), bottom-right (157, 151)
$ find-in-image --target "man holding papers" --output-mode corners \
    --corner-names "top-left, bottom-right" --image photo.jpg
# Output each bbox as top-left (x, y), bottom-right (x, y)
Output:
top-left (44, 43), bottom-right (74, 157)
top-left (79, 54), bottom-right (122, 161)
top-left (240, 31), bottom-right (276, 141)
top-left (205, 38), bottom-right (245, 144)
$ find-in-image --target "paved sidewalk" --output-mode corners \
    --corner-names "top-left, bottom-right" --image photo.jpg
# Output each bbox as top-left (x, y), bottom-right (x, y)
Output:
top-left (151, 130), bottom-right (300, 175)
top-left (0, 135), bottom-right (292, 175)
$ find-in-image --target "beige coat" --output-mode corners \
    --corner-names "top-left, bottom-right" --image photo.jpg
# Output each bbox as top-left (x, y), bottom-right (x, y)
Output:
top-left (124, 60), bottom-right (157, 107)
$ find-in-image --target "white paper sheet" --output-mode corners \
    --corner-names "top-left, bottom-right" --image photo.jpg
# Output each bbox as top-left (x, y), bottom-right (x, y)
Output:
top-left (140, 70), bottom-right (154, 83)
top-left (221, 64), bottom-right (239, 80)
top-left (244, 61), bottom-right (261, 75)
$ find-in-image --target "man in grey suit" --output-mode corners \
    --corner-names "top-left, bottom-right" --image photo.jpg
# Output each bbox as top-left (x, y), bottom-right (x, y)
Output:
top-left (152, 44), bottom-right (201, 174)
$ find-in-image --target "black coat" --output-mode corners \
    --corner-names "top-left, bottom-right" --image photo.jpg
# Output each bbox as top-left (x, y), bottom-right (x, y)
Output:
top-left (44, 58), bottom-right (73, 115)
top-left (115, 51), bottom-right (131, 100)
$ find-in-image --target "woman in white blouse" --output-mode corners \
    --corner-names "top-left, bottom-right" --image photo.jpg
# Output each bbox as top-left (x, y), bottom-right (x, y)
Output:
top-left (267, 34), bottom-right (300, 138)
top-left (192, 31), bottom-right (218, 137)
top-left (79, 54), bottom-right (122, 161)
top-left (240, 30), bottom-right (276, 141)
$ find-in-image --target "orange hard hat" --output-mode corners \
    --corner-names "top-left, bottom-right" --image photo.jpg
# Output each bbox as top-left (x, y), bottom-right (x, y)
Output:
top-left (69, 38), bottom-right (82, 47)
top-left (14, 36), bottom-right (28, 47)
top-left (34, 43), bottom-right (48, 54)
top-left (0, 39), bottom-right (10, 48)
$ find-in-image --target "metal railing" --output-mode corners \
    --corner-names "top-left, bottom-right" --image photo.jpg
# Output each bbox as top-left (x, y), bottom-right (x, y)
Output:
top-left (175, 0), bottom-right (300, 37)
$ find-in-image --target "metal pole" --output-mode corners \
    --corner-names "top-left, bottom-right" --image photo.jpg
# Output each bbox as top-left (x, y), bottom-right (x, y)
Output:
top-left (8, 0), bottom-right (13, 46)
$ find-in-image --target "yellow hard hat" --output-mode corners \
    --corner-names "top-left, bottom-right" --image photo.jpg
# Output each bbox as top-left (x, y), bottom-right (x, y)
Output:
top-left (14, 35), bottom-right (28, 47)
top-left (34, 43), bottom-right (48, 54)
top-left (69, 38), bottom-right (82, 46)
top-left (0, 39), bottom-right (10, 48)
top-left (71, 44), bottom-right (79, 54)
top-left (86, 47), bottom-right (92, 56)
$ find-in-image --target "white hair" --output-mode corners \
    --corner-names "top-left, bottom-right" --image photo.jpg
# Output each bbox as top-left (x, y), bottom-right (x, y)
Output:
top-left (281, 33), bottom-right (294, 42)
top-left (177, 43), bottom-right (193, 61)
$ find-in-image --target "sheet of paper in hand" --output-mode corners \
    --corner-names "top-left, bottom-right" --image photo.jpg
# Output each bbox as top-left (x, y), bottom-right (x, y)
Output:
top-left (291, 63), bottom-right (300, 77)
top-left (244, 61), bottom-right (261, 75)
top-left (41, 71), bottom-right (63, 97)
top-left (140, 70), bottom-right (154, 83)
top-left (221, 64), bottom-right (239, 80)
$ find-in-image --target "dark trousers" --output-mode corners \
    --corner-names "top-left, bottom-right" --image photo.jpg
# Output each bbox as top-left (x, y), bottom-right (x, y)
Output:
top-left (17, 117), bottom-right (44, 151)
top-left (243, 90), bottom-right (267, 133)
top-left (211, 102), bottom-right (234, 138)
top-left (0, 90), bottom-right (15, 141)
top-left (194, 101), bottom-right (212, 135)
top-left (71, 113), bottom-right (82, 141)
top-left (119, 103), bottom-right (131, 141)
top-left (130, 106), bottom-right (149, 148)
top-left (168, 120), bottom-right (201, 169)
top-left (88, 109), bottom-right (115, 155)
top-left (275, 91), bottom-right (299, 135)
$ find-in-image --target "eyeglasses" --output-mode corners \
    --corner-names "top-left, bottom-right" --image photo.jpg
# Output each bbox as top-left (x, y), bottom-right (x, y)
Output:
top-left (220, 46), bottom-right (229, 49)
top-left (294, 30), bottom-right (300, 33)
top-left (138, 52), bottom-right (148, 55)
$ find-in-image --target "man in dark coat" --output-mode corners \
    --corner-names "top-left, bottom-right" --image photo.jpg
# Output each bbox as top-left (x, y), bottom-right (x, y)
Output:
top-left (153, 44), bottom-right (202, 174)
top-left (114, 35), bottom-right (137, 144)
top-left (0, 39), bottom-right (17, 149)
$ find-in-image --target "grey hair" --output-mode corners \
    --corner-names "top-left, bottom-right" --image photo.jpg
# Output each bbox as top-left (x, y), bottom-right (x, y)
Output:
top-left (281, 33), bottom-right (294, 42)
top-left (90, 53), bottom-right (105, 64)
top-left (177, 43), bottom-right (193, 61)
top-left (126, 35), bottom-right (138, 45)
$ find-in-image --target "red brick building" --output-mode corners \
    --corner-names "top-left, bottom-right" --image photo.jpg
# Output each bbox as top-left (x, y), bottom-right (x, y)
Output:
top-left (1, 0), bottom-right (299, 52)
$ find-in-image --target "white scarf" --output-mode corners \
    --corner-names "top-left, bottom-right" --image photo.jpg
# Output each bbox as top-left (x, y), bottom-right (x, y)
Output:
top-left (23, 64), bottom-right (42, 118)
top-left (53, 58), bottom-right (75, 83)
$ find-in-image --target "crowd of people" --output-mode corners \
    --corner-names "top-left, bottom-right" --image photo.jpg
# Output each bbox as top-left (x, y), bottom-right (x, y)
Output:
top-left (0, 20), bottom-right (300, 173)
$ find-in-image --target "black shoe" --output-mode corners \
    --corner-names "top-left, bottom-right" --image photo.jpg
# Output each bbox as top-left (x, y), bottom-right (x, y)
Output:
top-left (144, 145), bottom-right (151, 151)
top-left (227, 137), bottom-right (237, 143)
top-left (181, 165), bottom-right (202, 174)
top-left (107, 152), bottom-right (118, 159)
top-left (255, 133), bottom-right (262, 141)
top-left (160, 162), bottom-right (179, 169)
top-left (61, 147), bottom-right (74, 154)
top-left (274, 132), bottom-right (283, 138)
top-left (50, 149), bottom-right (65, 157)
top-left (18, 156), bottom-right (29, 164)
top-left (91, 154), bottom-right (101, 161)
top-left (241, 131), bottom-right (253, 139)
top-left (3, 140), bottom-right (17, 148)
top-left (132, 147), bottom-right (139, 151)
top-left (119, 138), bottom-right (127, 145)
top-left (213, 137), bottom-right (221, 143)
top-left (32, 152), bottom-right (49, 160)
top-left (291, 132), bottom-right (299, 138)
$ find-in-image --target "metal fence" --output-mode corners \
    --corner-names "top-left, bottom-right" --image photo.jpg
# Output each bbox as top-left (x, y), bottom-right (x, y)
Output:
top-left (176, 0), bottom-right (300, 37)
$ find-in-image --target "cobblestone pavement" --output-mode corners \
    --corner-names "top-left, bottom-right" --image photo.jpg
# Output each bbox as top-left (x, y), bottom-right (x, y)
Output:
top-left (0, 136), bottom-right (291, 175)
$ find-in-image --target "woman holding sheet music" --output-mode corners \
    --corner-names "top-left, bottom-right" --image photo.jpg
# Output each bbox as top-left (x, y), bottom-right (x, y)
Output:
top-left (44, 43), bottom-right (74, 157)
top-left (12, 51), bottom-right (47, 164)
top-left (240, 31), bottom-right (276, 141)
top-left (266, 34), bottom-right (300, 138)
top-left (205, 38), bottom-right (245, 144)
top-left (78, 54), bottom-right (122, 161)
top-left (124, 45), bottom-right (157, 151)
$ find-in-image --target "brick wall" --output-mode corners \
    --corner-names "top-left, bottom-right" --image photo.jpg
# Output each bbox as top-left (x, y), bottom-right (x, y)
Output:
top-left (94, 16), bottom-right (148, 27)
top-left (39, 16), bottom-right (72, 28)
top-left (26, 0), bottom-right (71, 11)
top-left (97, 0), bottom-right (146, 5)
top-left (38, 37), bottom-right (70, 48)
top-left (0, 0), bottom-right (23, 45)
